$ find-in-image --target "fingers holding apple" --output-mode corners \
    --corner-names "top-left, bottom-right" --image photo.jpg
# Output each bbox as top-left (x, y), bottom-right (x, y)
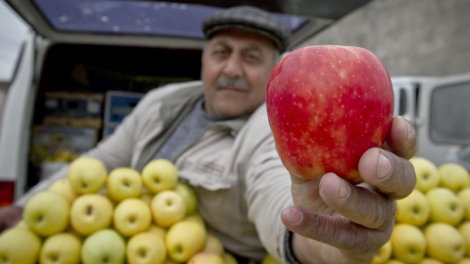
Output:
top-left (267, 45), bottom-right (394, 184)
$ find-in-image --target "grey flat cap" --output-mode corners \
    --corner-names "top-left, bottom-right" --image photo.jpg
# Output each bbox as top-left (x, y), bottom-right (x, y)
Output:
top-left (202, 6), bottom-right (290, 52)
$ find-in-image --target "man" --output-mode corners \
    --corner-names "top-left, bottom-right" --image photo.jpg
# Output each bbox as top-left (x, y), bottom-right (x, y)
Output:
top-left (0, 6), bottom-right (416, 263)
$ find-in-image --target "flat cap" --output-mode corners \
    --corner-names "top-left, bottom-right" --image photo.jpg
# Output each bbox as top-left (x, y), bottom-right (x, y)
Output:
top-left (202, 6), bottom-right (290, 52)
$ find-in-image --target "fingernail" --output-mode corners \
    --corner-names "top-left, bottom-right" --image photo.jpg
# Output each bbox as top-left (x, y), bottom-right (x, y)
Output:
top-left (337, 179), bottom-right (351, 199)
top-left (283, 207), bottom-right (303, 226)
top-left (378, 151), bottom-right (391, 179)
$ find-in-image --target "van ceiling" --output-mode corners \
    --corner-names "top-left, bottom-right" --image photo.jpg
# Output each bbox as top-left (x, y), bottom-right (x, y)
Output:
top-left (6, 0), bottom-right (373, 50)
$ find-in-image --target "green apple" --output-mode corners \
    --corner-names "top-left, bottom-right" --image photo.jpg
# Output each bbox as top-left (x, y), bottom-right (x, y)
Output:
top-left (126, 231), bottom-right (166, 264)
top-left (370, 240), bottom-right (392, 264)
top-left (426, 187), bottom-right (464, 225)
top-left (141, 159), bottom-right (178, 193)
top-left (410, 157), bottom-right (440, 193)
top-left (187, 252), bottom-right (224, 264)
top-left (262, 254), bottom-right (282, 264)
top-left (113, 198), bottom-right (152, 237)
top-left (425, 222), bottom-right (465, 263)
top-left (70, 193), bottom-right (114, 235)
top-left (459, 221), bottom-right (470, 257)
top-left (395, 189), bottom-right (430, 226)
top-left (107, 167), bottom-right (143, 202)
top-left (166, 220), bottom-right (207, 262)
top-left (390, 223), bottom-right (426, 263)
top-left (203, 233), bottom-right (224, 256)
top-left (23, 191), bottom-right (70, 236)
top-left (458, 188), bottom-right (470, 220)
top-left (420, 258), bottom-right (444, 264)
top-left (48, 178), bottom-right (78, 204)
top-left (438, 163), bottom-right (470, 193)
top-left (151, 190), bottom-right (186, 228)
top-left (222, 252), bottom-right (238, 264)
top-left (40, 232), bottom-right (81, 264)
top-left (0, 227), bottom-right (41, 264)
top-left (81, 229), bottom-right (125, 264)
top-left (68, 156), bottom-right (107, 194)
top-left (174, 182), bottom-right (198, 215)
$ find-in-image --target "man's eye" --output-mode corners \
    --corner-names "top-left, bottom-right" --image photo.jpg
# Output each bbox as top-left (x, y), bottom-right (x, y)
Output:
top-left (245, 54), bottom-right (261, 64)
top-left (213, 50), bottom-right (227, 57)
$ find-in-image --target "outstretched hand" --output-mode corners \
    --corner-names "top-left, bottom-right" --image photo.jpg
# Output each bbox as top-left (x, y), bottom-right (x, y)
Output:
top-left (281, 116), bottom-right (417, 264)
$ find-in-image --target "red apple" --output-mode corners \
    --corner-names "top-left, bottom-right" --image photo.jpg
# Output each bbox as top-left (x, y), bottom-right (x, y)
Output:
top-left (266, 45), bottom-right (393, 183)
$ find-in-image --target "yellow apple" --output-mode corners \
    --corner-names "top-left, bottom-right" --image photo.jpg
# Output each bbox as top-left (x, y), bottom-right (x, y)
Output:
top-left (459, 221), bottom-right (470, 257)
top-left (127, 231), bottom-right (166, 264)
top-left (456, 258), bottom-right (470, 264)
top-left (0, 227), bottom-right (41, 264)
top-left (174, 182), bottom-right (198, 215)
top-left (458, 188), bottom-right (470, 220)
top-left (148, 224), bottom-right (167, 241)
top-left (203, 233), bottom-right (225, 256)
top-left (48, 178), bottom-right (78, 203)
top-left (113, 198), bottom-right (152, 237)
top-left (438, 163), bottom-right (470, 193)
top-left (40, 232), bottom-right (81, 264)
top-left (142, 159), bottom-right (178, 193)
top-left (23, 191), bottom-right (70, 236)
top-left (395, 189), bottom-right (430, 226)
top-left (107, 167), bottom-right (143, 202)
top-left (371, 240), bottom-right (392, 264)
top-left (187, 252), bottom-right (224, 264)
top-left (184, 213), bottom-right (205, 226)
top-left (425, 222), bottom-right (465, 263)
top-left (420, 258), bottom-right (444, 264)
top-left (410, 157), bottom-right (440, 193)
top-left (81, 229), bottom-right (126, 264)
top-left (222, 252), bottom-right (238, 264)
top-left (386, 260), bottom-right (405, 264)
top-left (140, 189), bottom-right (154, 206)
top-left (68, 156), bottom-right (107, 194)
top-left (151, 190), bottom-right (186, 228)
top-left (166, 220), bottom-right (207, 262)
top-left (390, 223), bottom-right (426, 263)
top-left (262, 254), bottom-right (282, 264)
top-left (426, 187), bottom-right (464, 225)
top-left (70, 193), bottom-right (114, 235)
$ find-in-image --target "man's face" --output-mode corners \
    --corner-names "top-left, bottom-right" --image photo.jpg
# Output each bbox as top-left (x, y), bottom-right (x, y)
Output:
top-left (201, 29), bottom-right (278, 119)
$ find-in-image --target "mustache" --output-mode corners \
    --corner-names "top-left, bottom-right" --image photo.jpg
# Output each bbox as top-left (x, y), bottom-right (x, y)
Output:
top-left (216, 76), bottom-right (249, 91)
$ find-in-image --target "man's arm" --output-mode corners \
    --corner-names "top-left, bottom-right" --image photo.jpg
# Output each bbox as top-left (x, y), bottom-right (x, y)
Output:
top-left (282, 116), bottom-right (417, 263)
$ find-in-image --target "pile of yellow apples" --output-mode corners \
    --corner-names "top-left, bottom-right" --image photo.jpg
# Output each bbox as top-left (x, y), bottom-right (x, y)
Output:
top-left (371, 157), bottom-right (470, 264)
top-left (0, 157), bottom-right (243, 264)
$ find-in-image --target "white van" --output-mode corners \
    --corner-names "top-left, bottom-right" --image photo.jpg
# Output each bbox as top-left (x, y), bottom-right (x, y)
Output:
top-left (392, 74), bottom-right (470, 168)
top-left (0, 0), bottom-right (345, 204)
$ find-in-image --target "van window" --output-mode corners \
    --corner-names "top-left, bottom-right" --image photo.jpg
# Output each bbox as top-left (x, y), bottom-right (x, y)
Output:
top-left (430, 81), bottom-right (470, 144)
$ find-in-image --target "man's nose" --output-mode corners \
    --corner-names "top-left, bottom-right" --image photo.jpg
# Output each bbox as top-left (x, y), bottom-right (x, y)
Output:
top-left (222, 54), bottom-right (243, 78)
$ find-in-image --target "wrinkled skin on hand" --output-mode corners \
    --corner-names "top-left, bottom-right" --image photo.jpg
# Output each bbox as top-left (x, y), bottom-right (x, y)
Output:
top-left (0, 206), bottom-right (23, 233)
top-left (281, 116), bottom-right (417, 264)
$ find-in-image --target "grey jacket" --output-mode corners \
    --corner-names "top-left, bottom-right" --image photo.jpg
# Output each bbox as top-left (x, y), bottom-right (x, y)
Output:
top-left (17, 81), bottom-right (293, 261)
